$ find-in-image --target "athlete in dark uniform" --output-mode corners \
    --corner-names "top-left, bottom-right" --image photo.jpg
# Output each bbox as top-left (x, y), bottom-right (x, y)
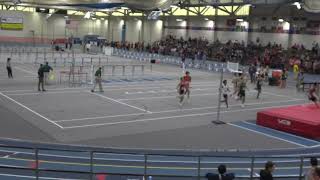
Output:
top-left (256, 74), bottom-right (263, 99)
top-left (309, 83), bottom-right (319, 108)
top-left (238, 76), bottom-right (247, 108)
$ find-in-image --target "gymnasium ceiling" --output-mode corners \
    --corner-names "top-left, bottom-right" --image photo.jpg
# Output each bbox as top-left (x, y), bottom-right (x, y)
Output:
top-left (0, 0), bottom-right (300, 10)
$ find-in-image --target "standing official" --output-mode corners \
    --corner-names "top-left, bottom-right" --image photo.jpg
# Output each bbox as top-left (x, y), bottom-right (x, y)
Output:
top-left (6, 58), bottom-right (13, 78)
top-left (38, 64), bottom-right (46, 91)
top-left (91, 67), bottom-right (104, 93)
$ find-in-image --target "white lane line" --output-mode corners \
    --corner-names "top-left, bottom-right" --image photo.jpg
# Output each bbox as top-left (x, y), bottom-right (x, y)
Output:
top-left (243, 121), bottom-right (320, 144)
top-left (118, 93), bottom-right (219, 101)
top-left (62, 103), bottom-right (304, 129)
top-left (0, 92), bottom-right (64, 129)
top-left (14, 67), bottom-right (36, 75)
top-left (6, 90), bottom-right (83, 96)
top-left (124, 87), bottom-right (217, 95)
top-left (6, 85), bottom-right (218, 96)
top-left (311, 144), bottom-right (320, 148)
top-left (228, 122), bottom-right (307, 147)
top-left (1, 82), bottom-right (219, 93)
top-left (261, 91), bottom-right (300, 100)
top-left (2, 152), bottom-right (18, 158)
top-left (55, 99), bottom-right (305, 123)
top-left (90, 92), bottom-right (152, 113)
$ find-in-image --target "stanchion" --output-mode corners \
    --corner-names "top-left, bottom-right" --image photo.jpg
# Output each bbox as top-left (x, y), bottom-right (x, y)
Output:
top-left (112, 65), bottom-right (115, 76)
top-left (132, 65), bottom-right (135, 77)
top-left (122, 65), bottom-right (125, 76)
top-left (142, 65), bottom-right (145, 75)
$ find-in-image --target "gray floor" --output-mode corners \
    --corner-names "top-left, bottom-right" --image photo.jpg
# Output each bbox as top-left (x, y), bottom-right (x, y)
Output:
top-left (0, 56), bottom-right (311, 151)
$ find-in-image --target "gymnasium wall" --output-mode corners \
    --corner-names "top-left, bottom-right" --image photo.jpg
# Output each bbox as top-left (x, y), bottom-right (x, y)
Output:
top-left (0, 9), bottom-right (320, 49)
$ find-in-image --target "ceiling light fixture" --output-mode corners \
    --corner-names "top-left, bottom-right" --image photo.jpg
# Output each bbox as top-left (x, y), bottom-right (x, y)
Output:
top-left (84, 12), bottom-right (91, 19)
top-left (293, 2), bottom-right (301, 9)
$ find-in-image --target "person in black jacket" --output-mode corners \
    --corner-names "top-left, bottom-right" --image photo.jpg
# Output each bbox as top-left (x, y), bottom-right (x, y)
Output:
top-left (38, 64), bottom-right (46, 92)
top-left (6, 58), bottom-right (13, 78)
top-left (260, 161), bottom-right (275, 180)
top-left (206, 164), bottom-right (235, 180)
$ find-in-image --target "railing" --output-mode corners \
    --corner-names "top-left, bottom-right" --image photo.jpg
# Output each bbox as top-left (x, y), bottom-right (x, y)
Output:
top-left (0, 142), bottom-right (318, 180)
top-left (112, 48), bottom-right (245, 74)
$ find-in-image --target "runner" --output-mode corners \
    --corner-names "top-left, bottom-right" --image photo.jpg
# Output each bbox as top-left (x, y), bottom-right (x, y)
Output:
top-left (280, 69), bottom-right (288, 89)
top-left (183, 71), bottom-right (192, 101)
top-left (177, 77), bottom-right (186, 106)
top-left (308, 83), bottom-right (319, 108)
top-left (296, 71), bottom-right (304, 92)
top-left (256, 74), bottom-right (263, 99)
top-left (221, 80), bottom-right (231, 108)
top-left (231, 73), bottom-right (239, 99)
top-left (238, 75), bottom-right (247, 108)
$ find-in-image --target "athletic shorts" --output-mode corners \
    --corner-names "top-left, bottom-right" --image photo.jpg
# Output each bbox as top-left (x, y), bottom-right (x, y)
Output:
top-left (223, 94), bottom-right (228, 99)
top-left (179, 89), bottom-right (185, 95)
top-left (309, 96), bottom-right (317, 102)
top-left (238, 90), bottom-right (245, 97)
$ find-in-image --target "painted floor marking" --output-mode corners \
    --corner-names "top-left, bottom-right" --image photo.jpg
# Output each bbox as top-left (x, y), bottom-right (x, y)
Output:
top-left (54, 99), bottom-right (304, 123)
top-left (14, 66), bottom-right (37, 75)
top-left (118, 93), bottom-right (219, 101)
top-left (62, 102), bottom-right (304, 129)
top-left (228, 122), bottom-right (307, 147)
top-left (242, 121), bottom-right (320, 146)
top-left (90, 92), bottom-right (152, 113)
top-left (1, 81), bottom-right (218, 93)
top-left (124, 87), bottom-right (217, 95)
top-left (0, 92), bottom-right (63, 129)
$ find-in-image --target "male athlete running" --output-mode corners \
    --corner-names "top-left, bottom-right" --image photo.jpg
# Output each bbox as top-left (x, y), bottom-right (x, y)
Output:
top-left (182, 71), bottom-right (192, 101)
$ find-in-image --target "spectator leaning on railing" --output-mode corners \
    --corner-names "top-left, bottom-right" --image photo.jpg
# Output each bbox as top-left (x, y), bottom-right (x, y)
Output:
top-left (260, 161), bottom-right (275, 180)
top-left (112, 36), bottom-right (320, 74)
top-left (315, 167), bottom-right (320, 180)
top-left (206, 164), bottom-right (235, 180)
top-left (306, 157), bottom-right (318, 180)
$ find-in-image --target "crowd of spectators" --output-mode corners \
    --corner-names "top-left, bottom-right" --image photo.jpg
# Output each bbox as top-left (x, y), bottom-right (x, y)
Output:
top-left (111, 35), bottom-right (320, 74)
top-left (206, 158), bottom-right (320, 180)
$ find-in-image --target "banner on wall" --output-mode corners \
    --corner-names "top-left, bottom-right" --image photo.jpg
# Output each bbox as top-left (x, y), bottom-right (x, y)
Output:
top-left (66, 19), bottom-right (80, 30)
top-left (0, 16), bottom-right (23, 30)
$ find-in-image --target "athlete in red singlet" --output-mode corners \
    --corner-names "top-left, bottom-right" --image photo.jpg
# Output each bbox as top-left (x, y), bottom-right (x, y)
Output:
top-left (177, 77), bottom-right (187, 105)
top-left (183, 71), bottom-right (192, 100)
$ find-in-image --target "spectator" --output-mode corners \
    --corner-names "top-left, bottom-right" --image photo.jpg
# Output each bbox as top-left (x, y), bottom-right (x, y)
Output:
top-left (206, 164), bottom-right (235, 180)
top-left (315, 167), bottom-right (320, 179)
top-left (306, 157), bottom-right (318, 180)
top-left (249, 64), bottom-right (257, 83)
top-left (296, 71), bottom-right (304, 92)
top-left (260, 161), bottom-right (275, 180)
top-left (38, 64), bottom-right (45, 92)
top-left (280, 69), bottom-right (288, 89)
top-left (6, 58), bottom-right (13, 78)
